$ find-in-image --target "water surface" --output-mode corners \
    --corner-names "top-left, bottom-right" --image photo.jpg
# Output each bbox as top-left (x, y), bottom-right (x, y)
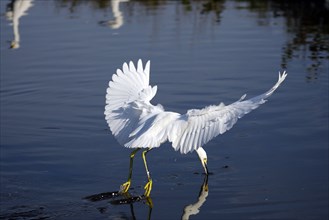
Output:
top-left (1, 0), bottom-right (328, 219)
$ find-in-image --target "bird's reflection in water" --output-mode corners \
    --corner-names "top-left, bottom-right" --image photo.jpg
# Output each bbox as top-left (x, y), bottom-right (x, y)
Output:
top-left (84, 175), bottom-right (209, 220)
top-left (99, 0), bottom-right (129, 29)
top-left (182, 175), bottom-right (209, 220)
top-left (5, 0), bottom-right (34, 49)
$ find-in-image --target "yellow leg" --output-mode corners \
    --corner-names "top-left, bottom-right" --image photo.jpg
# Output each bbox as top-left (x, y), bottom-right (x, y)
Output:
top-left (142, 148), bottom-right (153, 197)
top-left (120, 148), bottom-right (141, 194)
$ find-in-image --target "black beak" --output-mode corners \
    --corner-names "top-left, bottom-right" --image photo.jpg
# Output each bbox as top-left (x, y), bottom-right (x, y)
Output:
top-left (204, 161), bottom-right (209, 175)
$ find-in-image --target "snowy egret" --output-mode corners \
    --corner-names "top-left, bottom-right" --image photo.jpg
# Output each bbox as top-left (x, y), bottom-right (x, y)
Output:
top-left (98, 0), bottom-right (129, 29)
top-left (6, 0), bottom-right (34, 49)
top-left (104, 59), bottom-right (287, 197)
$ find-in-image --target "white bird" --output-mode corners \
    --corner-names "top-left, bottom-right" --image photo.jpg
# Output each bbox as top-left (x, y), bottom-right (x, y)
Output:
top-left (104, 59), bottom-right (287, 197)
top-left (99, 0), bottom-right (129, 29)
top-left (6, 0), bottom-right (34, 49)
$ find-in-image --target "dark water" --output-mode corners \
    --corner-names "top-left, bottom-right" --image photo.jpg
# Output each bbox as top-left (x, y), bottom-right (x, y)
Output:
top-left (1, 0), bottom-right (328, 219)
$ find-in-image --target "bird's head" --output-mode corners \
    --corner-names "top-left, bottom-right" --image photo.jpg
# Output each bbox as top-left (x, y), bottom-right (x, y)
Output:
top-left (196, 147), bottom-right (208, 175)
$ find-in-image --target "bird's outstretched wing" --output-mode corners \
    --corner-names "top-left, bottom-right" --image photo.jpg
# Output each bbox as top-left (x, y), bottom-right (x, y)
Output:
top-left (105, 59), bottom-right (162, 146)
top-left (170, 71), bottom-right (287, 154)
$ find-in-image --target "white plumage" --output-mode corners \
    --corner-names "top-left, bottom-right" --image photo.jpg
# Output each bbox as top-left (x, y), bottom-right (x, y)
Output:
top-left (104, 59), bottom-right (287, 154)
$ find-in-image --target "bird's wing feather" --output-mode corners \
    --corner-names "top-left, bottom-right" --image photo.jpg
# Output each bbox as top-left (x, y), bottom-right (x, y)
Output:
top-left (171, 71), bottom-right (287, 154)
top-left (105, 59), bottom-right (162, 147)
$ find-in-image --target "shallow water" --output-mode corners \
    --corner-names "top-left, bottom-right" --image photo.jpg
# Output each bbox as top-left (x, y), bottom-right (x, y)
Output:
top-left (1, 0), bottom-right (328, 219)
